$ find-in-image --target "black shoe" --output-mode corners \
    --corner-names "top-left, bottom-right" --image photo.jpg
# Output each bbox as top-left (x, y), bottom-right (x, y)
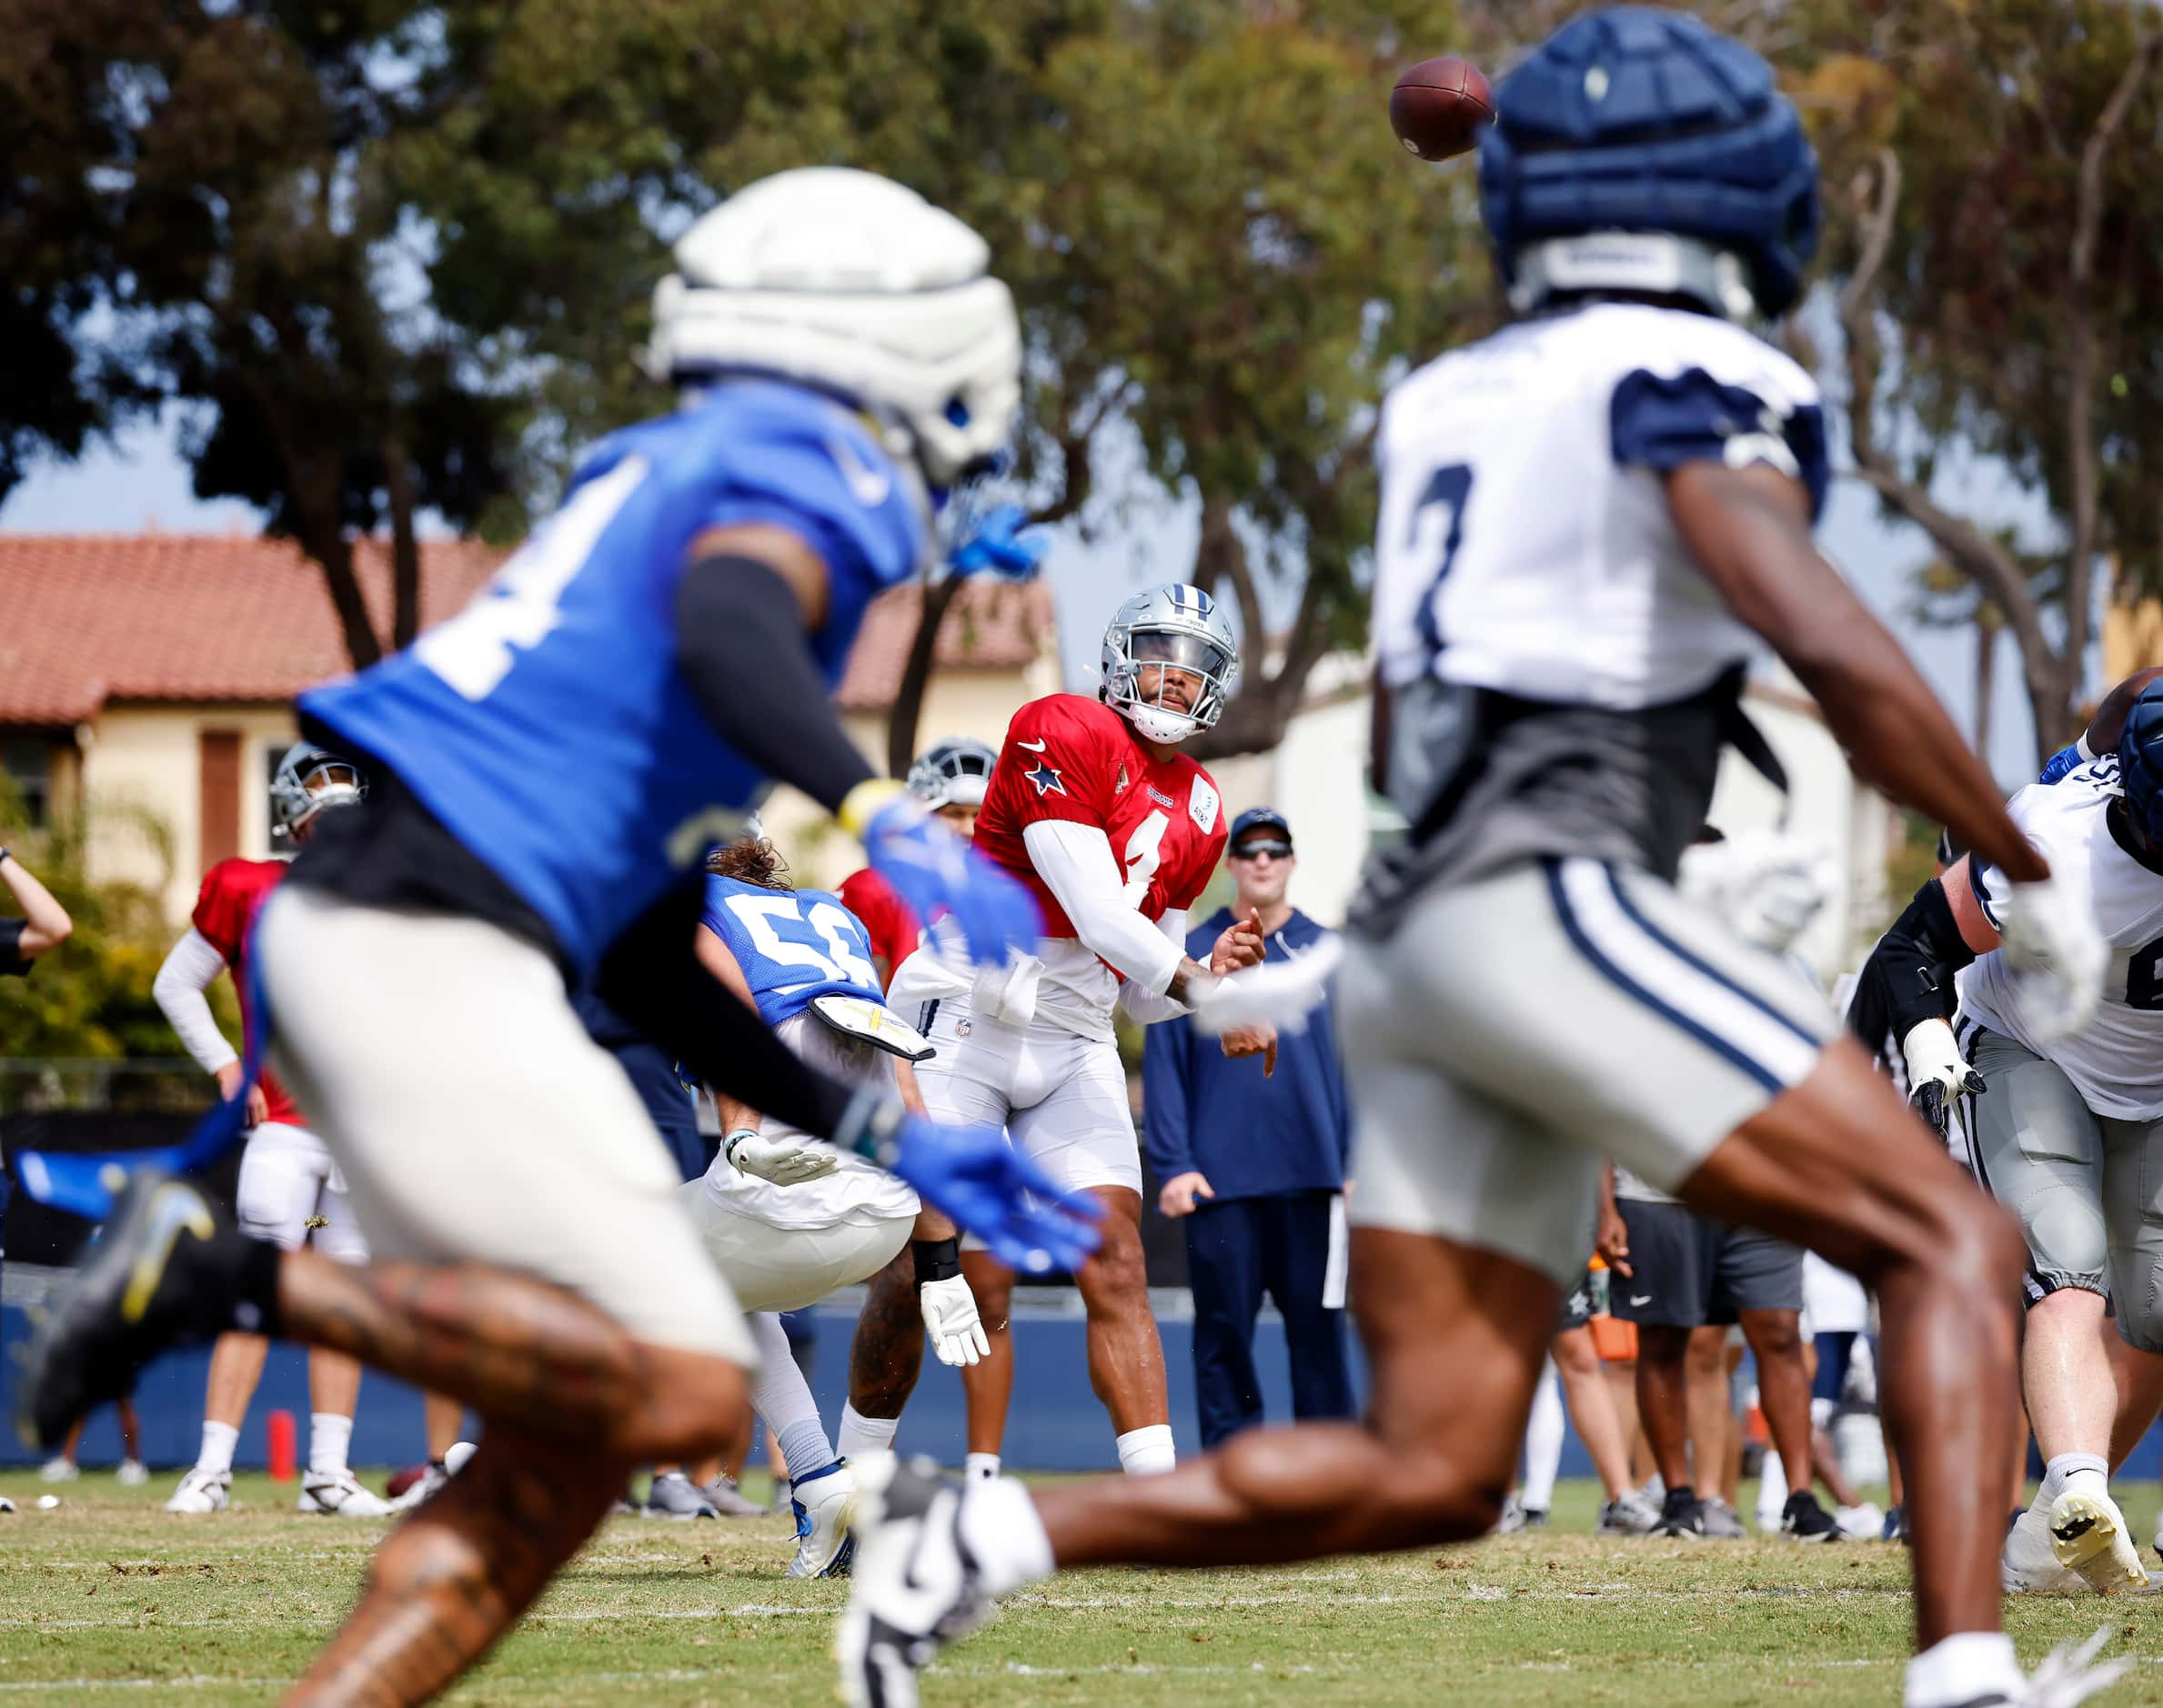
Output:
top-left (836, 1454), bottom-right (994, 1708)
top-left (1781, 1491), bottom-right (1841, 1542)
top-left (14, 1170), bottom-right (273, 1451)
top-left (1521, 1506), bottom-right (1549, 1530)
top-left (1655, 1487), bottom-right (1705, 1538)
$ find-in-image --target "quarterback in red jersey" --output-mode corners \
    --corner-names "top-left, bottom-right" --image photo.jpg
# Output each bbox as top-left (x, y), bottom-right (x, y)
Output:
top-left (151, 745), bottom-right (457, 1516)
top-left (889, 584), bottom-right (1270, 1479)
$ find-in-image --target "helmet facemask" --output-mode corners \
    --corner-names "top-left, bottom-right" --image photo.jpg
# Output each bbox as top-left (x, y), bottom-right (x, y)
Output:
top-left (1107, 627), bottom-right (1237, 747)
top-left (271, 752), bottom-right (367, 847)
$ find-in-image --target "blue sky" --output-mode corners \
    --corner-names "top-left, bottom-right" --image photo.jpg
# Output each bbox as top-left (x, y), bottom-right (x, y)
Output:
top-left (0, 405), bottom-right (2067, 787)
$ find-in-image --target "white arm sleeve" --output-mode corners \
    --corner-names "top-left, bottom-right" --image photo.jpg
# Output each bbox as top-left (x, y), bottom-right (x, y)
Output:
top-left (153, 928), bottom-right (240, 1076)
top-left (1117, 909), bottom-right (1193, 1024)
top-left (1022, 819), bottom-right (1185, 995)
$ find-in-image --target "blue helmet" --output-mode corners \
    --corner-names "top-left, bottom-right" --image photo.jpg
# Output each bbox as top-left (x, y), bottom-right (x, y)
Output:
top-left (1478, 7), bottom-right (1819, 320)
top-left (2118, 680), bottom-right (2163, 844)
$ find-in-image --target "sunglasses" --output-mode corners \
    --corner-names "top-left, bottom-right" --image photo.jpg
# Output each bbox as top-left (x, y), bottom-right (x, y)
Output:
top-left (1230, 839), bottom-right (1293, 861)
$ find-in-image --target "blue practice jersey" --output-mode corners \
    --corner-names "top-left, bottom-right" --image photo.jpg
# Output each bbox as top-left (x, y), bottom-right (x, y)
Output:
top-left (300, 380), bottom-right (924, 977)
top-left (701, 875), bottom-right (885, 1028)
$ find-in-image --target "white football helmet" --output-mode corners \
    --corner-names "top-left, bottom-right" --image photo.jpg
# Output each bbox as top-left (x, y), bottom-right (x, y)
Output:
top-left (270, 742), bottom-right (367, 844)
top-left (1101, 584), bottom-right (1239, 746)
top-left (644, 168), bottom-right (1022, 487)
top-left (906, 737), bottom-right (997, 810)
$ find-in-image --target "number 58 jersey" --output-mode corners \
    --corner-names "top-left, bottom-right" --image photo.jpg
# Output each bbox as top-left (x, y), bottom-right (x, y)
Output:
top-left (1960, 759), bottom-right (2163, 1119)
top-left (1372, 301), bottom-right (1829, 713)
top-left (700, 874), bottom-right (886, 1028)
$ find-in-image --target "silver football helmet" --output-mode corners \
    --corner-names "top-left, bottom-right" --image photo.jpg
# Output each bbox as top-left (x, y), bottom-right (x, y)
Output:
top-left (270, 742), bottom-right (367, 844)
top-left (906, 737), bottom-right (997, 810)
top-left (1101, 584), bottom-right (1239, 746)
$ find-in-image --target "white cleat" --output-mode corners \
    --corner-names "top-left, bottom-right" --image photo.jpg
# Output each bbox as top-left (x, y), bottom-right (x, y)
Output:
top-left (165, 1466), bottom-right (231, 1513)
top-left (2004, 1505), bottom-right (2089, 1594)
top-left (788, 1462), bottom-right (859, 1579)
top-left (835, 1454), bottom-right (996, 1708)
top-left (116, 1459), bottom-right (148, 1487)
top-left (2048, 1487), bottom-right (2148, 1597)
top-left (297, 1470), bottom-right (396, 1517)
top-left (38, 1458), bottom-right (78, 1483)
top-left (1834, 1501), bottom-right (1885, 1541)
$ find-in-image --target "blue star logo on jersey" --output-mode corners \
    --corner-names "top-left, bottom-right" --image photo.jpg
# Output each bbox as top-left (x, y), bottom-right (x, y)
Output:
top-left (1025, 759), bottom-right (1067, 798)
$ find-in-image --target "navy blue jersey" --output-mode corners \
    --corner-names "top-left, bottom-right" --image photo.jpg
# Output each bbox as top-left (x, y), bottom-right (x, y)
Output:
top-left (701, 875), bottom-right (885, 1027)
top-left (301, 381), bottom-right (923, 976)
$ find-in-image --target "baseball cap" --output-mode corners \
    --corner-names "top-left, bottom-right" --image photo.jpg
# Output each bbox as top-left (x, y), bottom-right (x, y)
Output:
top-left (1229, 807), bottom-right (1293, 850)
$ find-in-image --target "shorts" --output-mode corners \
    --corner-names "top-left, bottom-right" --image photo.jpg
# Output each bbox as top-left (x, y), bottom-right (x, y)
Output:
top-left (235, 1120), bottom-right (368, 1263)
top-left (1554, 1270), bottom-right (1595, 1335)
top-left (913, 998), bottom-right (1141, 1196)
top-left (1812, 1330), bottom-right (1857, 1404)
top-left (1609, 1199), bottom-right (1804, 1328)
top-left (1341, 857), bottom-right (1833, 1289)
top-left (679, 1191), bottom-right (913, 1313)
top-left (1962, 1022), bottom-right (2163, 1351)
top-left (257, 888), bottom-right (756, 1366)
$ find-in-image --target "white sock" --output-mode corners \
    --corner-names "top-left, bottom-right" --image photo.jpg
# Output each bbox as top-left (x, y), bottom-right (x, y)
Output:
top-left (747, 1312), bottom-right (839, 1481)
top-left (308, 1412), bottom-right (353, 1479)
top-left (964, 1452), bottom-right (1002, 1482)
top-left (2042, 1452), bottom-right (2108, 1503)
top-left (1757, 1444), bottom-right (1789, 1529)
top-left (837, 1402), bottom-right (900, 1463)
top-left (1521, 1359), bottom-right (1563, 1513)
top-left (1115, 1424), bottom-right (1175, 1476)
top-left (956, 1475), bottom-right (1053, 1596)
top-left (196, 1421), bottom-right (239, 1477)
top-left (1903, 1632), bottom-right (2020, 1708)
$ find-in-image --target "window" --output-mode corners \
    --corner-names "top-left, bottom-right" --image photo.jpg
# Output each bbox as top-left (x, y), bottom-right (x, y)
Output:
top-left (3, 739), bottom-right (51, 829)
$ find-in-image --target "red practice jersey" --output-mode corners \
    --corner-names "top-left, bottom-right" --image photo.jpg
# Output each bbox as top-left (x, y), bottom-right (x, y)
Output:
top-left (838, 867), bottom-right (922, 990)
top-left (191, 858), bottom-right (303, 1128)
top-left (974, 694), bottom-right (1226, 960)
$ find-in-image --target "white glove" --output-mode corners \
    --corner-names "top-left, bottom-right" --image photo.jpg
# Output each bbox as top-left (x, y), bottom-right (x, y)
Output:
top-left (1677, 831), bottom-right (1828, 955)
top-left (724, 1127), bottom-right (839, 1186)
top-left (1999, 872), bottom-right (2108, 1043)
top-left (1187, 935), bottom-right (1343, 1038)
top-left (918, 1273), bottom-right (990, 1367)
top-left (1899, 1018), bottom-right (1983, 1140)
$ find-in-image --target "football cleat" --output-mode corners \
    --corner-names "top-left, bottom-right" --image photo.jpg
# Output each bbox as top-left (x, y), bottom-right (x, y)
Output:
top-left (390, 1462), bottom-right (449, 1512)
top-left (1779, 1492), bottom-right (1841, 1542)
top-left (38, 1457), bottom-right (78, 1483)
top-left (116, 1458), bottom-right (148, 1487)
top-left (643, 1471), bottom-right (719, 1521)
top-left (14, 1170), bottom-right (268, 1452)
top-left (1833, 1501), bottom-right (1884, 1541)
top-left (2047, 1486), bottom-right (2149, 1596)
top-left (2003, 1504), bottom-right (2088, 1594)
top-left (1492, 1492), bottom-right (1528, 1535)
top-left (699, 1474), bottom-right (770, 1519)
top-left (1654, 1488), bottom-right (1705, 1539)
top-left (298, 1470), bottom-right (396, 1517)
top-left (836, 1455), bottom-right (996, 1708)
top-left (788, 1462), bottom-right (858, 1579)
top-left (165, 1466), bottom-right (231, 1514)
top-left (1696, 1496), bottom-right (1748, 1540)
top-left (0, 1494), bottom-right (14, 1514)
top-left (1595, 1488), bottom-right (1664, 1536)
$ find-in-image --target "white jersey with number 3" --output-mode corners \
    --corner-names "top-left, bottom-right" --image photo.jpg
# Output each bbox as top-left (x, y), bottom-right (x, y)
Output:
top-left (1372, 301), bottom-right (1827, 710)
top-left (1960, 759), bottom-right (2163, 1118)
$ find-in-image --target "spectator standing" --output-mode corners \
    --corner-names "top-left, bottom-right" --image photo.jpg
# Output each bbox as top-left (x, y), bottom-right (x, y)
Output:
top-left (1143, 808), bottom-right (1353, 1447)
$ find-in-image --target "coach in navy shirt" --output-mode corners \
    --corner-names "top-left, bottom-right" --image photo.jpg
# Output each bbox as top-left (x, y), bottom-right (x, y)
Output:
top-left (1142, 808), bottom-right (1353, 1448)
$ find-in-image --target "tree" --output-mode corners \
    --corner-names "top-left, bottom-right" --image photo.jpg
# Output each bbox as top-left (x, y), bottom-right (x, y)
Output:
top-left (12, 1), bottom-right (521, 668)
top-left (400, 0), bottom-right (1495, 765)
top-left (1792, 0), bottom-right (2163, 765)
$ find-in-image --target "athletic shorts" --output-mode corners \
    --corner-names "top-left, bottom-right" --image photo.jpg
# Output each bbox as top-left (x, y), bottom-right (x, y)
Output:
top-left (1341, 857), bottom-right (1833, 1289)
top-left (1812, 1330), bottom-right (1857, 1404)
top-left (257, 888), bottom-right (756, 1366)
top-left (1962, 1021), bottom-right (2163, 1351)
top-left (679, 1192), bottom-right (913, 1314)
top-left (1554, 1270), bottom-right (1595, 1335)
top-left (1608, 1199), bottom-right (1803, 1328)
top-left (235, 1120), bottom-right (368, 1262)
top-left (912, 998), bottom-right (1140, 1197)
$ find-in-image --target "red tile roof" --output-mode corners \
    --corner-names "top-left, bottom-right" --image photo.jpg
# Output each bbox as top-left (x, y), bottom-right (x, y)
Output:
top-left (0, 535), bottom-right (1052, 724)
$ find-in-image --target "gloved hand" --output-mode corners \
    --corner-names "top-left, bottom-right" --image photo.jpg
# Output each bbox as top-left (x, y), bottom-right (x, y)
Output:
top-left (854, 787), bottom-right (1040, 967)
top-left (2000, 871), bottom-right (2108, 1042)
top-left (883, 1116), bottom-right (1101, 1276)
top-left (948, 503), bottom-right (1049, 580)
top-left (1187, 935), bottom-right (1343, 1037)
top-left (918, 1274), bottom-right (991, 1367)
top-left (1898, 1019), bottom-right (1984, 1141)
top-left (724, 1127), bottom-right (840, 1186)
top-left (1678, 831), bottom-right (1828, 955)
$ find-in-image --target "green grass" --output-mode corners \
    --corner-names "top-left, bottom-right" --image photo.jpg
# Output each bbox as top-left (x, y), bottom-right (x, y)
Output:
top-left (3, 1473), bottom-right (2162, 1704)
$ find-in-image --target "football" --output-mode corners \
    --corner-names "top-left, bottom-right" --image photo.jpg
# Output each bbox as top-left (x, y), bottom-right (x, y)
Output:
top-left (1389, 56), bottom-right (1496, 162)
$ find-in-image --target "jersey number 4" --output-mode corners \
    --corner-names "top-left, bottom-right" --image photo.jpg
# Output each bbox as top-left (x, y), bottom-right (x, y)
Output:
top-left (1409, 462), bottom-right (1473, 661)
top-left (1121, 810), bottom-right (1171, 909)
top-left (725, 892), bottom-right (878, 989)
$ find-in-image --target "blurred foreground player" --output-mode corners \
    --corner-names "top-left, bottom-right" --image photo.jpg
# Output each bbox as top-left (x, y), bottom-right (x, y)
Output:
top-left (17, 167), bottom-right (1098, 1705)
top-left (836, 15), bottom-right (2119, 1708)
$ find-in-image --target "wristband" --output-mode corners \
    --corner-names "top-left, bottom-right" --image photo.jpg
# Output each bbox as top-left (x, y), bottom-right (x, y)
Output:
top-left (911, 1237), bottom-right (962, 1286)
top-left (838, 778), bottom-right (909, 841)
top-left (0, 847), bottom-right (11, 867)
top-left (721, 1128), bottom-right (761, 1169)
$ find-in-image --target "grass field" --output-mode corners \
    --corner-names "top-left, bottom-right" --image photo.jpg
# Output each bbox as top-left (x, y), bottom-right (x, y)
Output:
top-left (5, 1473), bottom-right (2163, 1704)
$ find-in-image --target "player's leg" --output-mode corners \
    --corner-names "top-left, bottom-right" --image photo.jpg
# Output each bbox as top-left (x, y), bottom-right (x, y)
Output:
top-left (424, 1395), bottom-right (467, 1463)
top-left (2099, 1111), bottom-right (2163, 1556)
top-left (296, 1151), bottom-right (388, 1516)
top-left (1009, 1032), bottom-right (1172, 1470)
top-left (957, 1249), bottom-right (1015, 1478)
top-left (739, 1310), bottom-right (857, 1578)
top-left (1682, 1326), bottom-right (1729, 1500)
top-left (1736, 1306), bottom-right (1831, 1538)
top-left (1187, 1195), bottom-right (1266, 1448)
top-left (1554, 1324), bottom-right (1647, 1523)
top-left (1611, 1199), bottom-right (1712, 1532)
top-left (1264, 1192), bottom-right (1356, 1427)
top-left (838, 1245), bottom-right (921, 1462)
top-left (1633, 1325), bottom-right (1694, 1516)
